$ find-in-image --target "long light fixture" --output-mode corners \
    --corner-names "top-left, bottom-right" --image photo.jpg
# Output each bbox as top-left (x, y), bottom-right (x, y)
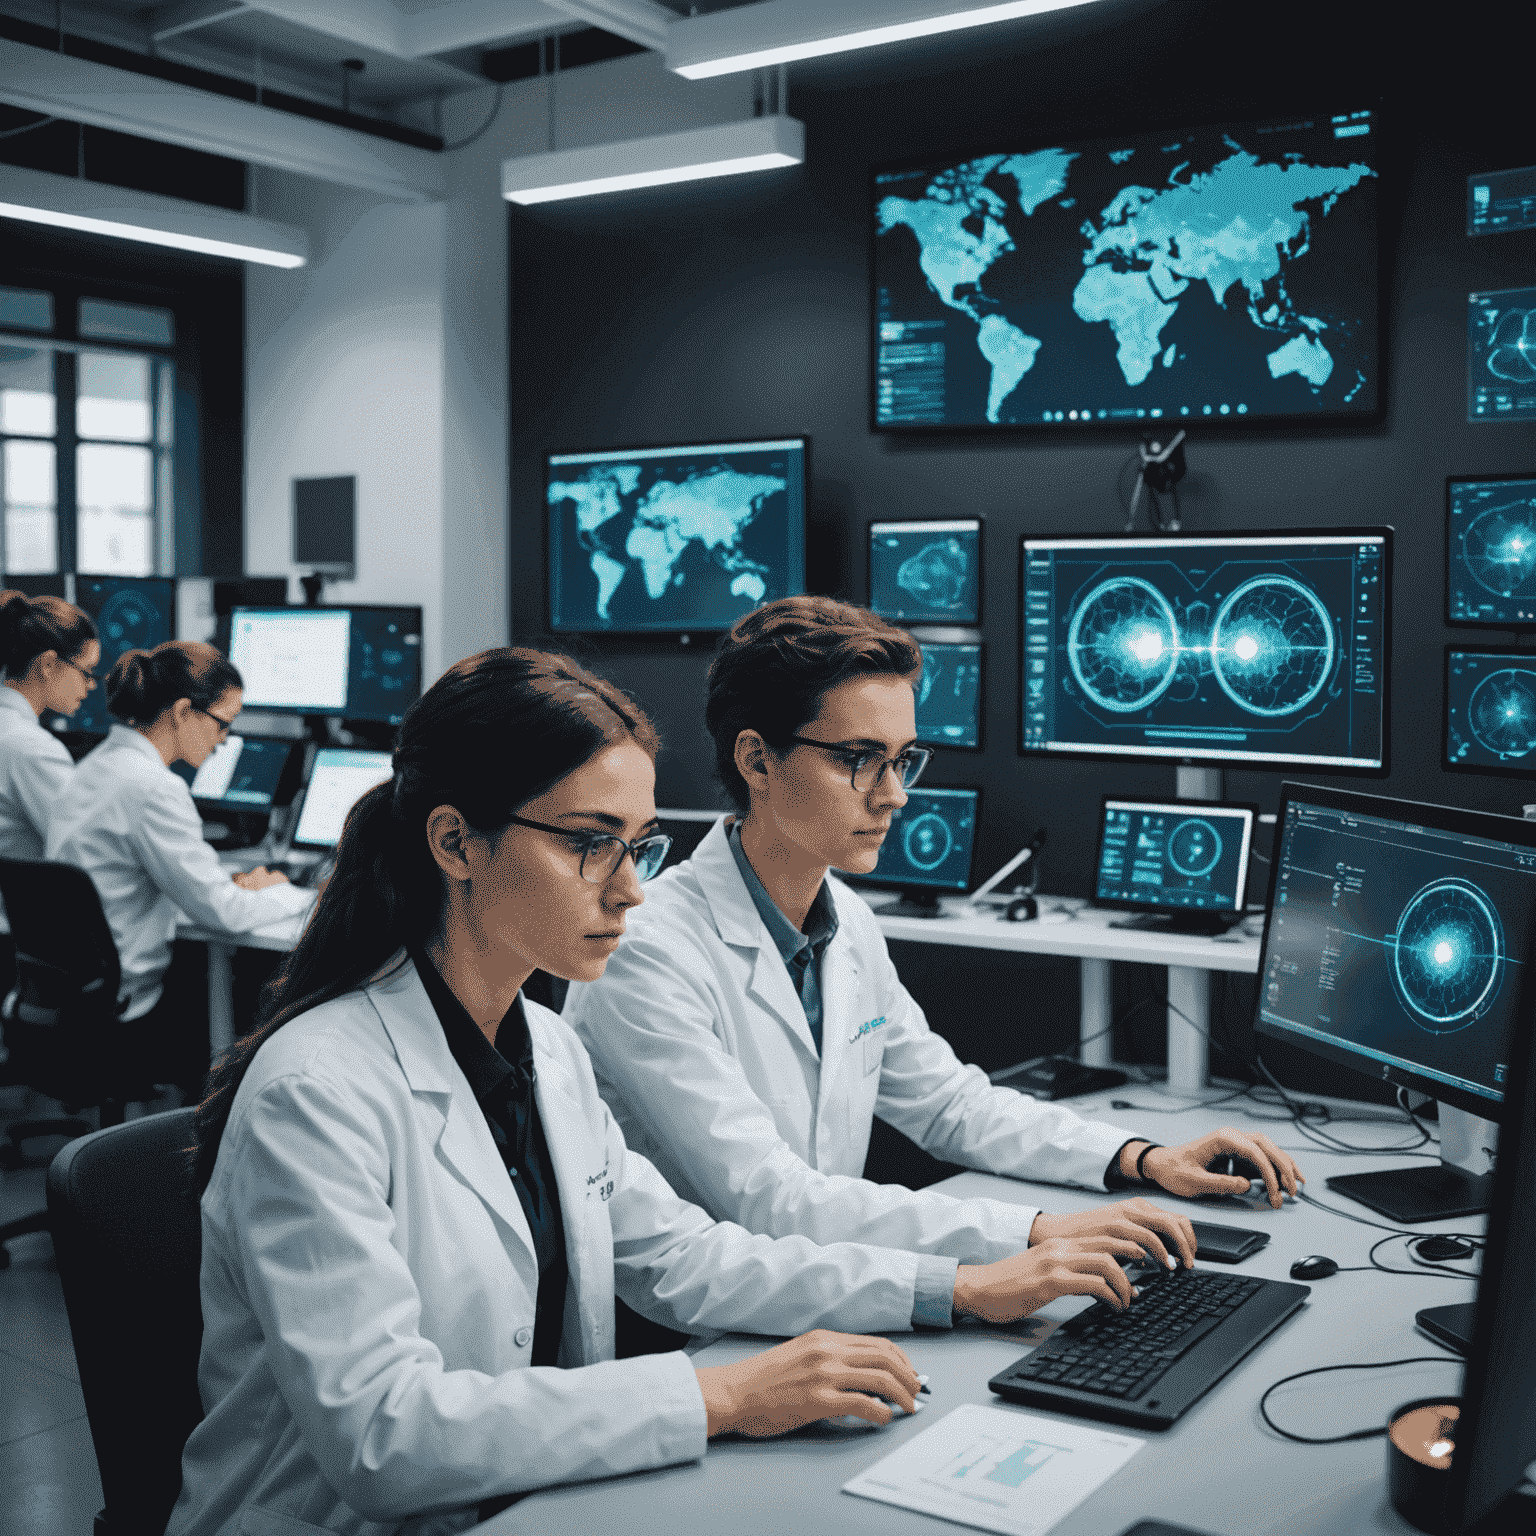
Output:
top-left (502, 115), bottom-right (804, 206)
top-left (0, 163), bottom-right (308, 268)
top-left (667, 0), bottom-right (1102, 78)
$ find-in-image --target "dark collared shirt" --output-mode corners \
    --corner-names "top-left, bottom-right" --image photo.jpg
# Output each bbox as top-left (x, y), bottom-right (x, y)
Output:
top-left (411, 949), bottom-right (568, 1369)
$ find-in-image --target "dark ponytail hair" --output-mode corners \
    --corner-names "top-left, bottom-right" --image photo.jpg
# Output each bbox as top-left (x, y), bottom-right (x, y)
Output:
top-left (106, 640), bottom-right (242, 726)
top-left (191, 646), bottom-right (659, 1192)
top-left (0, 590), bottom-right (97, 678)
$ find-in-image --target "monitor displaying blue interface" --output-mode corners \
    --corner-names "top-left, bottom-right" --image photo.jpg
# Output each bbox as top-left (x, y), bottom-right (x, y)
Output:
top-left (186, 734), bottom-right (296, 809)
top-left (863, 787), bottom-right (980, 895)
top-left (292, 748), bottom-right (394, 849)
top-left (873, 107), bottom-right (1379, 431)
top-left (1467, 166), bottom-right (1536, 237)
top-left (915, 642), bottom-right (982, 749)
top-left (1095, 798), bottom-right (1254, 916)
top-left (1021, 531), bottom-right (1389, 770)
top-left (70, 576), bottom-right (176, 735)
top-left (869, 520), bottom-right (981, 624)
top-left (1469, 289), bottom-right (1536, 424)
top-left (1256, 787), bottom-right (1536, 1118)
top-left (545, 438), bottom-right (807, 633)
top-left (229, 607), bottom-right (421, 724)
top-left (1447, 475), bottom-right (1536, 624)
top-left (1445, 649), bottom-right (1536, 776)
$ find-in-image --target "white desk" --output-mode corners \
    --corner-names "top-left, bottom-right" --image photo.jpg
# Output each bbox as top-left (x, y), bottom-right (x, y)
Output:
top-left (868, 896), bottom-right (1262, 1095)
top-left (487, 1089), bottom-right (1500, 1536)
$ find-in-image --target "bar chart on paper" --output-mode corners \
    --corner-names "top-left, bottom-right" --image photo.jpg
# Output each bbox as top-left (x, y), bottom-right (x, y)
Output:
top-left (843, 1402), bottom-right (1143, 1535)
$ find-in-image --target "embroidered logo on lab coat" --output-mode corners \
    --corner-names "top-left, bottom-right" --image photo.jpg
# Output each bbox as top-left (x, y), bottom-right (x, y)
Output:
top-left (849, 1015), bottom-right (887, 1043)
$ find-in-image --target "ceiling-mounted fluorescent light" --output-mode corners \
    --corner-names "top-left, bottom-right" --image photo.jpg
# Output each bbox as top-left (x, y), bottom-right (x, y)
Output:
top-left (0, 163), bottom-right (308, 267)
top-left (502, 115), bottom-right (804, 206)
top-left (667, 0), bottom-right (1101, 78)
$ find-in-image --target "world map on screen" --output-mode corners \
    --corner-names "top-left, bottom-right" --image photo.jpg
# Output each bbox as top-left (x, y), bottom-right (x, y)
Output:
top-left (875, 109), bottom-right (1378, 429)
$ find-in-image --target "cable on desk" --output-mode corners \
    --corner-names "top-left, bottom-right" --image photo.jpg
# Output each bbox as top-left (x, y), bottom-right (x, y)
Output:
top-left (1294, 1190), bottom-right (1484, 1278)
top-left (1259, 1355), bottom-right (1463, 1444)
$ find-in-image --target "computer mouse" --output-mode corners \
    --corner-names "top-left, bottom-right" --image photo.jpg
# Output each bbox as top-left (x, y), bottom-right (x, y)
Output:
top-left (1207, 1152), bottom-right (1265, 1182)
top-left (1289, 1255), bottom-right (1339, 1280)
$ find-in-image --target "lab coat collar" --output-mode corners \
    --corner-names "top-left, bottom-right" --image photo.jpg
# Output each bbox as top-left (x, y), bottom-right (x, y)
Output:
top-left (0, 685), bottom-right (37, 722)
top-left (105, 721), bottom-right (170, 766)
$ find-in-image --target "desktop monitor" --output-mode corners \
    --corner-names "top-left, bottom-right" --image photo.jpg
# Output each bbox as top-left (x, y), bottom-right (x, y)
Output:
top-left (1254, 783), bottom-right (1536, 1220)
top-left (850, 786), bottom-right (981, 917)
top-left (70, 575), bottom-right (177, 736)
top-left (915, 641), bottom-right (983, 749)
top-left (1444, 647), bottom-right (1536, 777)
top-left (2, 574), bottom-right (66, 599)
top-left (1446, 474), bottom-right (1536, 625)
top-left (1021, 530), bottom-right (1390, 771)
top-left (290, 747), bottom-right (394, 851)
top-left (545, 437), bottom-right (807, 633)
top-left (1094, 797), bottom-right (1256, 934)
top-left (869, 520), bottom-right (981, 625)
top-left (185, 734), bottom-right (300, 812)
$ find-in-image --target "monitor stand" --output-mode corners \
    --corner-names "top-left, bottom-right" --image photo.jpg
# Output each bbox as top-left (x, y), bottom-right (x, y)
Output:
top-left (1326, 1102), bottom-right (1498, 1222)
top-left (1107, 911), bottom-right (1243, 937)
top-left (877, 889), bottom-right (947, 919)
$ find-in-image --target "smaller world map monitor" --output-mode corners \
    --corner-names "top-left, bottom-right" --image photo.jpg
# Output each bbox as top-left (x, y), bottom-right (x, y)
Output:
top-left (1448, 475), bottom-right (1536, 625)
top-left (1446, 649), bottom-right (1536, 778)
top-left (546, 438), bottom-right (806, 633)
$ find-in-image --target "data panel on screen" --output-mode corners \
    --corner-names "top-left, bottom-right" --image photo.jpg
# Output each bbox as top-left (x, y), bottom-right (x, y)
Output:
top-left (1258, 794), bottom-right (1536, 1113)
top-left (1096, 799), bottom-right (1253, 915)
top-left (1468, 289), bottom-right (1536, 423)
top-left (292, 748), bottom-right (394, 849)
top-left (866, 787), bottom-right (979, 893)
top-left (873, 107), bottom-right (1378, 431)
top-left (1022, 532), bottom-right (1387, 769)
top-left (1447, 476), bottom-right (1536, 624)
top-left (546, 439), bottom-right (806, 633)
top-left (188, 735), bottom-right (293, 809)
top-left (70, 576), bottom-right (175, 735)
top-left (1446, 650), bottom-right (1536, 777)
top-left (916, 642), bottom-right (982, 749)
top-left (870, 520), bottom-right (981, 624)
top-left (1467, 166), bottom-right (1536, 237)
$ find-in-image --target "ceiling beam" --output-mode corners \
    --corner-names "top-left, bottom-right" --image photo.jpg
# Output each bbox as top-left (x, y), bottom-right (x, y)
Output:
top-left (539, 0), bottom-right (675, 51)
top-left (146, 0), bottom-right (251, 45)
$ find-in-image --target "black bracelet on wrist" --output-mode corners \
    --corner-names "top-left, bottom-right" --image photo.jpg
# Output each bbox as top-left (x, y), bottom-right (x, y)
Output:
top-left (1135, 1142), bottom-right (1165, 1183)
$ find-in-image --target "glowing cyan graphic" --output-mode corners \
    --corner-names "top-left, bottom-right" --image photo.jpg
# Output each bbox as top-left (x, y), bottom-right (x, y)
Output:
top-left (1066, 576), bottom-right (1181, 713)
top-left (903, 812), bottom-right (954, 872)
top-left (1388, 877), bottom-right (1505, 1031)
top-left (1210, 575), bottom-right (1336, 717)
top-left (1468, 667), bottom-right (1536, 760)
top-left (897, 538), bottom-right (971, 612)
top-left (1167, 817), bottom-right (1223, 878)
top-left (1462, 505), bottom-right (1536, 599)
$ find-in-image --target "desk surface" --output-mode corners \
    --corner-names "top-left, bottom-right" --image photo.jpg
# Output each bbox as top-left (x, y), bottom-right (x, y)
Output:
top-left (489, 1088), bottom-right (1488, 1536)
top-left (178, 906), bottom-right (311, 952)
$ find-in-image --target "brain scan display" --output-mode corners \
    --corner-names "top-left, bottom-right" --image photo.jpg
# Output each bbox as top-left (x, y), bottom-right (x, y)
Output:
top-left (1446, 650), bottom-right (1536, 775)
top-left (870, 519), bottom-right (981, 624)
top-left (1023, 534), bottom-right (1386, 769)
top-left (866, 786), bottom-right (979, 893)
top-left (1447, 476), bottom-right (1536, 625)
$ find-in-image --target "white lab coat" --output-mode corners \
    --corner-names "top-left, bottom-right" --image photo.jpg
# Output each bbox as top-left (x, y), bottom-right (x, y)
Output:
top-left (0, 684), bottom-right (74, 933)
top-left (565, 816), bottom-right (1130, 1263)
top-left (45, 724), bottom-right (313, 1018)
top-left (169, 957), bottom-right (927, 1536)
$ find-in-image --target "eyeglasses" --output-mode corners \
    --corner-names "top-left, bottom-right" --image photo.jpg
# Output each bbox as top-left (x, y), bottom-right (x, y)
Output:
top-left (507, 814), bottom-right (673, 884)
top-left (61, 656), bottom-right (98, 689)
top-left (786, 735), bottom-right (932, 793)
top-left (193, 706), bottom-right (238, 741)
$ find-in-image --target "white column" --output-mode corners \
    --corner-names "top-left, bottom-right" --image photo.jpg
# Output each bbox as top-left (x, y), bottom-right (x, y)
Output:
top-left (1167, 965), bottom-right (1210, 1095)
top-left (1080, 958), bottom-right (1113, 1067)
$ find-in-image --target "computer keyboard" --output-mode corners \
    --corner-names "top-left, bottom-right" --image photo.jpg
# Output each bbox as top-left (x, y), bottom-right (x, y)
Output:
top-left (988, 1265), bottom-right (1311, 1430)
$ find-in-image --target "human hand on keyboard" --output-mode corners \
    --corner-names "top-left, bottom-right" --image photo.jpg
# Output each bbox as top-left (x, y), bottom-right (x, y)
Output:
top-left (1029, 1197), bottom-right (1197, 1270)
top-left (952, 1236), bottom-right (1147, 1323)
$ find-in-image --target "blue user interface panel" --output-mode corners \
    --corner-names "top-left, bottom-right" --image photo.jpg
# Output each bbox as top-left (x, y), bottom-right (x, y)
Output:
top-left (916, 641), bottom-right (982, 748)
top-left (1448, 476), bottom-right (1536, 624)
top-left (1446, 650), bottom-right (1536, 776)
top-left (1258, 795), bottom-right (1536, 1110)
top-left (292, 748), bottom-right (394, 849)
top-left (546, 439), bottom-right (806, 633)
top-left (867, 787), bottom-right (980, 893)
top-left (1469, 289), bottom-right (1536, 423)
top-left (1468, 166), bottom-right (1536, 237)
top-left (186, 735), bottom-right (294, 809)
top-left (1096, 799), bottom-right (1254, 915)
top-left (1022, 533), bottom-right (1388, 769)
top-left (873, 107), bottom-right (1378, 430)
top-left (870, 519), bottom-right (981, 624)
top-left (70, 576), bottom-right (176, 735)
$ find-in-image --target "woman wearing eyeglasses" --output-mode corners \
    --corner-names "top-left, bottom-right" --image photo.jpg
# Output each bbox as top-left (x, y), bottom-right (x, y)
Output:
top-left (46, 641), bottom-right (312, 1096)
top-left (566, 597), bottom-right (1303, 1328)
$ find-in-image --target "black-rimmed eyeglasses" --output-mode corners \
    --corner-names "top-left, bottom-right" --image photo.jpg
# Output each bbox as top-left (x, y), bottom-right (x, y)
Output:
top-left (785, 736), bottom-right (931, 793)
top-left (61, 656), bottom-right (98, 689)
top-left (193, 706), bottom-right (238, 741)
top-left (507, 814), bottom-right (673, 884)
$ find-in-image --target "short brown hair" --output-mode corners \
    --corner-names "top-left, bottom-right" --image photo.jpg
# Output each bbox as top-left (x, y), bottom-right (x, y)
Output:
top-left (706, 596), bottom-right (922, 812)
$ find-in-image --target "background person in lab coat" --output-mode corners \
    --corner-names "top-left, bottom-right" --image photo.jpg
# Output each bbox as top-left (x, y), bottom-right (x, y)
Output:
top-left (171, 648), bottom-right (1130, 1536)
top-left (566, 597), bottom-right (1303, 1309)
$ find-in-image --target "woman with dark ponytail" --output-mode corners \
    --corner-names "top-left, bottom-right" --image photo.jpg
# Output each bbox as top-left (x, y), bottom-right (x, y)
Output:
top-left (163, 645), bottom-right (980, 1536)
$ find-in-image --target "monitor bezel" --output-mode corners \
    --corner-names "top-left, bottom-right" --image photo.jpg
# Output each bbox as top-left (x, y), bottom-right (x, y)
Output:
top-left (841, 783), bottom-right (984, 899)
top-left (913, 636), bottom-right (985, 752)
top-left (1016, 526), bottom-right (1393, 774)
top-left (188, 733), bottom-right (303, 811)
top-left (1252, 781), bottom-right (1536, 1121)
top-left (1444, 472), bottom-right (1536, 628)
top-left (289, 746), bottom-right (395, 851)
top-left (1442, 644), bottom-right (1536, 780)
top-left (1092, 794), bottom-right (1259, 920)
top-left (542, 435), bottom-right (810, 637)
top-left (867, 516), bottom-right (985, 627)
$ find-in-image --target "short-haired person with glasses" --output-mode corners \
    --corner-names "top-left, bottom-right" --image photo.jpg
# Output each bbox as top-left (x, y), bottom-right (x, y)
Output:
top-left (566, 597), bottom-right (1304, 1334)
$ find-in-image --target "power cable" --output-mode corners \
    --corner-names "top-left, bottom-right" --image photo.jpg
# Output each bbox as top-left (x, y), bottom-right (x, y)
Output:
top-left (442, 83), bottom-right (505, 151)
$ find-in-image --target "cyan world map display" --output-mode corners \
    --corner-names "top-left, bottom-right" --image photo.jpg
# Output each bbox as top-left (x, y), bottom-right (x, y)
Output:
top-left (874, 108), bottom-right (1378, 429)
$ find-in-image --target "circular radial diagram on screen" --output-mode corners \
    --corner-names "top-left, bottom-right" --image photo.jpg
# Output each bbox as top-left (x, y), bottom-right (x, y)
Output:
top-left (1388, 878), bottom-right (1505, 1031)
top-left (903, 813), bottom-right (953, 872)
top-left (1066, 576), bottom-right (1180, 713)
top-left (1463, 505), bottom-right (1536, 598)
top-left (1209, 575), bottom-right (1335, 717)
top-left (1167, 818), bottom-right (1223, 878)
top-left (1468, 668), bottom-right (1536, 760)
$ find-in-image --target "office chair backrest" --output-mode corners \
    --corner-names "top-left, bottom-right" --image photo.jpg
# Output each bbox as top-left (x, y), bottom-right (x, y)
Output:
top-left (47, 1108), bottom-right (204, 1536)
top-left (0, 858), bottom-right (121, 1022)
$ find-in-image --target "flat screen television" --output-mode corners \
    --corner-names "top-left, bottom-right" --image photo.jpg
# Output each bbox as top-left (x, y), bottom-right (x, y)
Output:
top-left (1444, 647), bottom-right (1536, 777)
top-left (869, 518), bottom-right (982, 624)
top-left (1446, 474), bottom-right (1536, 625)
top-left (546, 438), bottom-right (807, 633)
top-left (1020, 529), bottom-right (1389, 771)
top-left (873, 107), bottom-right (1379, 431)
top-left (915, 641), bottom-right (983, 750)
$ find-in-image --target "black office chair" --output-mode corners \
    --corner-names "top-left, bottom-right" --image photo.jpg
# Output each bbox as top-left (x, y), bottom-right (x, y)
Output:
top-left (48, 1106), bottom-right (204, 1536)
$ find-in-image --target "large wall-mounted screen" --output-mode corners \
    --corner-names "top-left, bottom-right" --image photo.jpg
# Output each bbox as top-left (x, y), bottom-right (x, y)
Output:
top-left (1021, 531), bottom-right (1389, 770)
top-left (1447, 475), bottom-right (1536, 625)
top-left (873, 107), bottom-right (1379, 431)
top-left (546, 438), bottom-right (806, 633)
